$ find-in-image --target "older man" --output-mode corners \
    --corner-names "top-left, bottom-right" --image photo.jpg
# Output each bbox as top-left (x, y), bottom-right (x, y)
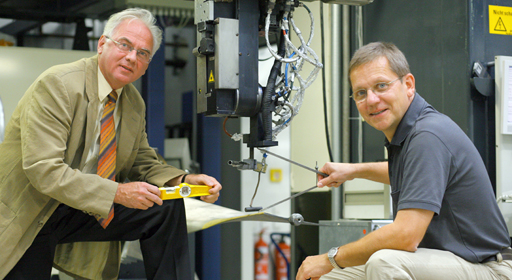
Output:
top-left (0, 8), bottom-right (220, 280)
top-left (296, 42), bottom-right (512, 280)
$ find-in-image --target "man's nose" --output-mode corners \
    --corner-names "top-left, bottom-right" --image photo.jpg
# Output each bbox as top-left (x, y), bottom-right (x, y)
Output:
top-left (365, 89), bottom-right (380, 104)
top-left (125, 49), bottom-right (137, 61)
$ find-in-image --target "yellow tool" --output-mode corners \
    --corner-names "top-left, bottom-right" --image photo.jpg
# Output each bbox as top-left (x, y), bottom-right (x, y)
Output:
top-left (159, 183), bottom-right (211, 200)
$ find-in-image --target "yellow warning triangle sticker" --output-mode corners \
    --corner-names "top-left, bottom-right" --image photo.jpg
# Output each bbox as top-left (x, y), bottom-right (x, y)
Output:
top-left (495, 17), bottom-right (507, 32)
top-left (489, 6), bottom-right (512, 35)
top-left (208, 71), bottom-right (215, 83)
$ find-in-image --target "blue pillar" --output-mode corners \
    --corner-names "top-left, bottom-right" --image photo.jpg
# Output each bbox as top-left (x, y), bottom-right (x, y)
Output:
top-left (196, 115), bottom-right (222, 280)
top-left (141, 24), bottom-right (166, 155)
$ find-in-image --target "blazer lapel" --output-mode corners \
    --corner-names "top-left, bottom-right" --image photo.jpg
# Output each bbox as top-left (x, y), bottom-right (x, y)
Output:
top-left (80, 56), bottom-right (100, 169)
top-left (117, 88), bottom-right (141, 171)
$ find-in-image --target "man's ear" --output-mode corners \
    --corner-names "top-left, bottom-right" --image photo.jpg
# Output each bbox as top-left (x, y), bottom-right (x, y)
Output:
top-left (97, 35), bottom-right (106, 54)
top-left (404, 73), bottom-right (416, 97)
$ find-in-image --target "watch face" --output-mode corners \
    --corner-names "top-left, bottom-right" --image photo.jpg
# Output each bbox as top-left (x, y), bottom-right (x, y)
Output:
top-left (329, 247), bottom-right (338, 257)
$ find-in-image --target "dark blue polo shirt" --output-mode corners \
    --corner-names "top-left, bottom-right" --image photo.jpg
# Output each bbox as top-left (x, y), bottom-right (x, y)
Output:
top-left (385, 93), bottom-right (510, 263)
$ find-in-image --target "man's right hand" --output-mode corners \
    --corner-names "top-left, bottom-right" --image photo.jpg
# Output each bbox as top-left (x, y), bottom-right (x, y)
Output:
top-left (317, 161), bottom-right (390, 188)
top-left (317, 162), bottom-right (357, 188)
top-left (114, 182), bottom-right (163, 210)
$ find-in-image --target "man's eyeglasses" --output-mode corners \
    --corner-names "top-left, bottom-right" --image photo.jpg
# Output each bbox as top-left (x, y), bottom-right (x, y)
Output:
top-left (105, 36), bottom-right (152, 63)
top-left (350, 77), bottom-right (402, 103)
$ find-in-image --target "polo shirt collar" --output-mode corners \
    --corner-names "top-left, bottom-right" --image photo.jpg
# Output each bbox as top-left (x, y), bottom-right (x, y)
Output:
top-left (386, 92), bottom-right (427, 146)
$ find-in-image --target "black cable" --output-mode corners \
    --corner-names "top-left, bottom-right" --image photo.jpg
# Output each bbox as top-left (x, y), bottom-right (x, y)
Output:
top-left (249, 170), bottom-right (262, 207)
top-left (320, 3), bottom-right (334, 162)
top-left (262, 31), bottom-right (287, 141)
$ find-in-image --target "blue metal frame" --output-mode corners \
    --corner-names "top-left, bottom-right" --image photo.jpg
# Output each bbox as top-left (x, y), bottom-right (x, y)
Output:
top-left (141, 28), bottom-right (166, 155)
top-left (195, 115), bottom-right (222, 280)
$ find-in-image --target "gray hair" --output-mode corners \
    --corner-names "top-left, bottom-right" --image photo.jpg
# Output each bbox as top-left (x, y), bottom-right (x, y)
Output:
top-left (349, 42), bottom-right (410, 81)
top-left (103, 8), bottom-right (163, 56)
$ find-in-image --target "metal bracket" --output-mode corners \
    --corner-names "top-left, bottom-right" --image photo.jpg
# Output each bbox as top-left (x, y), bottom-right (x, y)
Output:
top-left (471, 61), bottom-right (495, 97)
top-left (228, 158), bottom-right (267, 173)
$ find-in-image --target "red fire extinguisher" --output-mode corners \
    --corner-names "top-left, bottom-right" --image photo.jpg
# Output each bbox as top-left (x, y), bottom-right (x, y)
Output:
top-left (255, 229), bottom-right (269, 280)
top-left (273, 234), bottom-right (291, 280)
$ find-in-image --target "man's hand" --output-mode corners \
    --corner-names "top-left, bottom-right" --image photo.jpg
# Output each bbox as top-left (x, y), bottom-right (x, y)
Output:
top-left (317, 161), bottom-right (390, 188)
top-left (182, 174), bottom-right (222, 203)
top-left (317, 162), bottom-right (357, 188)
top-left (114, 182), bottom-right (163, 209)
top-left (296, 253), bottom-right (334, 280)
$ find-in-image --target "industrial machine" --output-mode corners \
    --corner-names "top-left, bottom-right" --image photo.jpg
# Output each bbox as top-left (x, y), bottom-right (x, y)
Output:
top-left (192, 0), bottom-right (372, 174)
top-left (191, 2), bottom-right (374, 278)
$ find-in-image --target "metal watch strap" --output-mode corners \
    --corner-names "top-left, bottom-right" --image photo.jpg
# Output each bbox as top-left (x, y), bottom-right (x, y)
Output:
top-left (328, 247), bottom-right (342, 269)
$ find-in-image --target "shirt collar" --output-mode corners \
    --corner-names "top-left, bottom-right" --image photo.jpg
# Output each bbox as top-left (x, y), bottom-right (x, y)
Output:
top-left (98, 66), bottom-right (122, 102)
top-left (386, 92), bottom-right (428, 147)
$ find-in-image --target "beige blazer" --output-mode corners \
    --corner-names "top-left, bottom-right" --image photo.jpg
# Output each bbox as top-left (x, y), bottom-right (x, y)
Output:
top-left (0, 55), bottom-right (185, 279)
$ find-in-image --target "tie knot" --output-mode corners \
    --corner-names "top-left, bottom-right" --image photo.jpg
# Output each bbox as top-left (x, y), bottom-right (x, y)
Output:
top-left (108, 91), bottom-right (118, 103)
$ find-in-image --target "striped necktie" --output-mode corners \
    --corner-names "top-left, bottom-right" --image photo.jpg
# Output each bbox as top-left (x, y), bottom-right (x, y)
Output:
top-left (96, 91), bottom-right (118, 228)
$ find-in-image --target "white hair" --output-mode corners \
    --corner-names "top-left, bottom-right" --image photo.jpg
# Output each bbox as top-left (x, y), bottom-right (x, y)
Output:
top-left (103, 8), bottom-right (163, 56)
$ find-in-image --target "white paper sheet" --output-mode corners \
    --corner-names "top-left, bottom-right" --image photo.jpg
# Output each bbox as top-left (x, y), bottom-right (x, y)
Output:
top-left (184, 198), bottom-right (290, 233)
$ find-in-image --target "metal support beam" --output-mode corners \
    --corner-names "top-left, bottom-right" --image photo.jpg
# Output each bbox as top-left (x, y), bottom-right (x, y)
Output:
top-left (141, 21), bottom-right (166, 155)
top-left (0, 20), bottom-right (42, 36)
top-left (73, 18), bottom-right (91, 51)
top-left (196, 115), bottom-right (222, 280)
top-left (331, 4), bottom-right (342, 221)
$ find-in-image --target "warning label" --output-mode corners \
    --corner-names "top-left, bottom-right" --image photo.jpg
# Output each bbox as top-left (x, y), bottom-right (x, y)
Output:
top-left (489, 5), bottom-right (512, 35)
top-left (208, 70), bottom-right (215, 83)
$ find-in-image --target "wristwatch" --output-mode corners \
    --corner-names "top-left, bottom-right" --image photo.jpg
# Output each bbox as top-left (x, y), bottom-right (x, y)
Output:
top-left (328, 246), bottom-right (342, 269)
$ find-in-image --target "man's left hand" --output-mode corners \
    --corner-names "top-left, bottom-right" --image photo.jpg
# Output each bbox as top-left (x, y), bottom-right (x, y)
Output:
top-left (183, 174), bottom-right (222, 203)
top-left (296, 253), bottom-right (333, 280)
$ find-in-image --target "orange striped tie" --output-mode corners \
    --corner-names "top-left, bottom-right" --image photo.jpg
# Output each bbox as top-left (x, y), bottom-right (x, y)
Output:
top-left (96, 91), bottom-right (118, 228)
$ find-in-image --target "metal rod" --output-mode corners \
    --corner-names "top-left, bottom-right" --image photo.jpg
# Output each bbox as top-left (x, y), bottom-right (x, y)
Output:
top-left (332, 3), bottom-right (346, 221)
top-left (259, 185), bottom-right (318, 212)
top-left (257, 148), bottom-right (328, 177)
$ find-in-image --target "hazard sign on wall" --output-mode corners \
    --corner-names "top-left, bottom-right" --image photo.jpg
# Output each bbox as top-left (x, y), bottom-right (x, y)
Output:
top-left (489, 5), bottom-right (512, 36)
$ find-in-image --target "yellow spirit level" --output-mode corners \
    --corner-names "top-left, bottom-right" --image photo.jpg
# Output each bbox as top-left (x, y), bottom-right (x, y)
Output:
top-left (159, 183), bottom-right (211, 200)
